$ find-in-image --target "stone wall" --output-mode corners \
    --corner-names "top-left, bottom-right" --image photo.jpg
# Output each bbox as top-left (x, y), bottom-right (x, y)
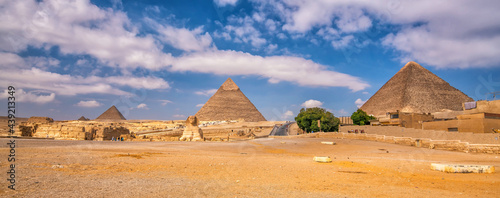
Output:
top-left (314, 132), bottom-right (500, 154)
top-left (399, 112), bottom-right (434, 129)
top-left (340, 125), bottom-right (500, 144)
top-left (19, 120), bottom-right (179, 140)
top-left (18, 119), bottom-right (278, 141)
top-left (464, 100), bottom-right (500, 114)
top-left (27, 117), bottom-right (54, 124)
top-left (422, 113), bottom-right (500, 133)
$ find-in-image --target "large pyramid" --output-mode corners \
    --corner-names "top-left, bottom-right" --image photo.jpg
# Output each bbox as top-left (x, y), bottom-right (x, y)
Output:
top-left (360, 61), bottom-right (473, 116)
top-left (195, 78), bottom-right (266, 122)
top-left (95, 105), bottom-right (126, 120)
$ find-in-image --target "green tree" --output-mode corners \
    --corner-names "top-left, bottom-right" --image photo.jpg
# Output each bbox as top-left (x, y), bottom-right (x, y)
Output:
top-left (294, 107), bottom-right (340, 132)
top-left (351, 109), bottom-right (375, 125)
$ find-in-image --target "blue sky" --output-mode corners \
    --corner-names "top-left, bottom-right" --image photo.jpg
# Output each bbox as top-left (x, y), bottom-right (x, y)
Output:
top-left (1, 0), bottom-right (500, 121)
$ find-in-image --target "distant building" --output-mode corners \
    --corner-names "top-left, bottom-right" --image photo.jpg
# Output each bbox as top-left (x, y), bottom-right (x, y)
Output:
top-left (377, 111), bottom-right (434, 129)
top-left (423, 100), bottom-right (500, 133)
top-left (339, 116), bottom-right (353, 125)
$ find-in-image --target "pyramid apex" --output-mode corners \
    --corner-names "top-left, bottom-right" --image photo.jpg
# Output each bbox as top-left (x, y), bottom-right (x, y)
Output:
top-left (405, 61), bottom-right (419, 65)
top-left (397, 61), bottom-right (425, 73)
top-left (221, 78), bottom-right (239, 91)
top-left (95, 105), bottom-right (126, 120)
top-left (403, 61), bottom-right (423, 68)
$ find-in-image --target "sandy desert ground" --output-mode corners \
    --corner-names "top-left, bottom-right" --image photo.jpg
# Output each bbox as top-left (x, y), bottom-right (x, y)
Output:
top-left (1, 137), bottom-right (499, 197)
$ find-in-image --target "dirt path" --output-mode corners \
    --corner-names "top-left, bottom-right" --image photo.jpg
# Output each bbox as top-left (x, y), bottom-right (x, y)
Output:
top-left (1, 138), bottom-right (499, 197)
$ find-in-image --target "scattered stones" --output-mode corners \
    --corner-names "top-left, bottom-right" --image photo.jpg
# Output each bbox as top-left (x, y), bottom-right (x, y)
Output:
top-left (431, 163), bottom-right (495, 173)
top-left (51, 165), bottom-right (64, 169)
top-left (313, 156), bottom-right (332, 163)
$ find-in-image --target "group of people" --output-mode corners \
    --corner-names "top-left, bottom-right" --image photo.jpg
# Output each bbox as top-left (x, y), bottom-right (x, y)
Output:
top-left (111, 136), bottom-right (124, 141)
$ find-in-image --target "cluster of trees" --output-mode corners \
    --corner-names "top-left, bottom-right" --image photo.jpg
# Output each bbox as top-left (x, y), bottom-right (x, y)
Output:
top-left (294, 108), bottom-right (375, 133)
top-left (294, 107), bottom-right (340, 132)
top-left (350, 109), bottom-right (375, 125)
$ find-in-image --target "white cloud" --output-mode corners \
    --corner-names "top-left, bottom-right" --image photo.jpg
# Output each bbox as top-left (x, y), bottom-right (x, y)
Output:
top-left (195, 89), bottom-right (218, 96)
top-left (223, 16), bottom-right (267, 47)
top-left (301, 99), bottom-right (323, 108)
top-left (316, 27), bottom-right (339, 41)
top-left (24, 56), bottom-right (60, 69)
top-left (76, 100), bottom-right (102, 107)
top-left (252, 12), bottom-right (265, 22)
top-left (281, 110), bottom-right (294, 120)
top-left (213, 31), bottom-right (232, 40)
top-left (382, 26), bottom-right (500, 68)
top-left (257, 0), bottom-right (500, 68)
top-left (355, 98), bottom-right (367, 108)
top-left (172, 114), bottom-right (186, 118)
top-left (0, 1), bottom-right (370, 93)
top-left (159, 100), bottom-right (172, 106)
top-left (0, 0), bottom-right (173, 70)
top-left (75, 59), bottom-right (88, 66)
top-left (280, 1), bottom-right (372, 33)
top-left (331, 35), bottom-right (354, 49)
top-left (265, 19), bottom-right (277, 32)
top-left (136, 103), bottom-right (149, 110)
top-left (214, 0), bottom-right (238, 7)
top-left (0, 52), bottom-right (27, 69)
top-left (362, 92), bottom-right (369, 95)
top-left (334, 7), bottom-right (372, 33)
top-left (0, 66), bottom-right (169, 97)
top-left (0, 53), bottom-right (170, 96)
top-left (196, 103), bottom-right (205, 107)
top-left (105, 76), bottom-right (170, 90)
top-left (157, 24), bottom-right (214, 52)
top-left (276, 33), bottom-right (287, 40)
top-left (0, 89), bottom-right (55, 104)
top-left (145, 5), bottom-right (160, 13)
top-left (172, 50), bottom-right (369, 91)
top-left (266, 44), bottom-right (278, 53)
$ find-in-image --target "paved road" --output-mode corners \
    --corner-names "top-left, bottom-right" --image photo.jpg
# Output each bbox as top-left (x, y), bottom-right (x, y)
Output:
top-left (270, 122), bottom-right (295, 136)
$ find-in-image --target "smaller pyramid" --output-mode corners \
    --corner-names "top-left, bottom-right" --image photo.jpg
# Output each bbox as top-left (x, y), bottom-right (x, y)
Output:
top-left (95, 105), bottom-right (126, 120)
top-left (78, 116), bottom-right (89, 121)
top-left (195, 78), bottom-right (266, 122)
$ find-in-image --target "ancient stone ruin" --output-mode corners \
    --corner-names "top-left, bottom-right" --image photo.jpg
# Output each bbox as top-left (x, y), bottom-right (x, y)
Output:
top-left (361, 61), bottom-right (473, 117)
top-left (195, 78), bottom-right (266, 122)
top-left (180, 116), bottom-right (204, 141)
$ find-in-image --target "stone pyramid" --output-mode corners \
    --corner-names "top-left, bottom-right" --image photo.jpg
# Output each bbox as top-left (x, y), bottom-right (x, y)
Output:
top-left (95, 105), bottom-right (126, 120)
top-left (360, 61), bottom-right (473, 116)
top-left (78, 116), bottom-right (89, 121)
top-left (195, 78), bottom-right (266, 122)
